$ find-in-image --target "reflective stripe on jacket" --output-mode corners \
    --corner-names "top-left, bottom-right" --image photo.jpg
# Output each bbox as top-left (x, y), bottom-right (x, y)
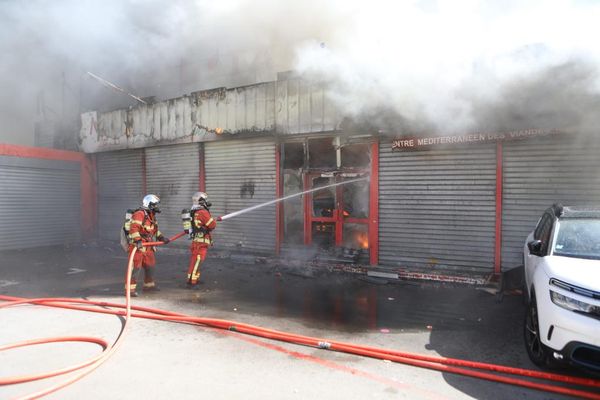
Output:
top-left (128, 210), bottom-right (162, 251)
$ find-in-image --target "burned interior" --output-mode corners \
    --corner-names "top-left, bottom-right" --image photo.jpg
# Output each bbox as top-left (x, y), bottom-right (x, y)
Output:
top-left (282, 137), bottom-right (372, 262)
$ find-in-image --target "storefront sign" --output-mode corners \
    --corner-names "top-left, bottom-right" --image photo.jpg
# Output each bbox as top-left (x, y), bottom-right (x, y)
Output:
top-left (392, 128), bottom-right (564, 151)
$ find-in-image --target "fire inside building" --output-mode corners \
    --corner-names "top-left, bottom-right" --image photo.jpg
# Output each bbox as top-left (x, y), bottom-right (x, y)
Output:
top-left (70, 76), bottom-right (600, 285)
top-left (3, 77), bottom-right (600, 285)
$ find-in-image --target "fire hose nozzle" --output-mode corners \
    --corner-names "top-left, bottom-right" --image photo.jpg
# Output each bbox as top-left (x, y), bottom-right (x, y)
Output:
top-left (217, 216), bottom-right (222, 221)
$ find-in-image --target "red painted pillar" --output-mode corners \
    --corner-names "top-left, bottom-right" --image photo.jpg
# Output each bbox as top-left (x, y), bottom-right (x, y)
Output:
top-left (494, 142), bottom-right (503, 275)
top-left (369, 142), bottom-right (379, 265)
top-left (275, 144), bottom-right (282, 255)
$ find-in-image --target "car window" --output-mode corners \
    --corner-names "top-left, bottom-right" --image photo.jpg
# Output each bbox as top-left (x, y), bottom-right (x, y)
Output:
top-left (534, 212), bottom-right (551, 240)
top-left (534, 215), bottom-right (545, 240)
top-left (539, 216), bottom-right (554, 254)
top-left (553, 219), bottom-right (600, 260)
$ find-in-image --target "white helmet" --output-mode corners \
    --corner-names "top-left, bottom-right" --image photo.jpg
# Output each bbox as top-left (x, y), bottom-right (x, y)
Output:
top-left (142, 194), bottom-right (161, 213)
top-left (192, 192), bottom-right (211, 209)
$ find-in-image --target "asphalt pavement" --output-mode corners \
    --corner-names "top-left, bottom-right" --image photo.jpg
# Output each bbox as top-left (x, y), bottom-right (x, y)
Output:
top-left (1, 244), bottom-right (598, 399)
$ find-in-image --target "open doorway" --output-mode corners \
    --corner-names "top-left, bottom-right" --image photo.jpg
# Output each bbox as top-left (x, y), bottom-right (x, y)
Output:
top-left (306, 173), bottom-right (370, 250)
top-left (280, 136), bottom-right (376, 263)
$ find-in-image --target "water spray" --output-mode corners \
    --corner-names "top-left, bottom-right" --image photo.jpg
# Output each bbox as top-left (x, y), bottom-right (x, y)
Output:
top-left (218, 176), bottom-right (369, 221)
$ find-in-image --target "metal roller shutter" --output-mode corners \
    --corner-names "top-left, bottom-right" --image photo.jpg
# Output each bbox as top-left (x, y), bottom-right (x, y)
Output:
top-left (97, 150), bottom-right (144, 241)
top-left (0, 156), bottom-right (80, 250)
top-left (501, 136), bottom-right (600, 268)
top-left (379, 143), bottom-right (497, 273)
top-left (146, 143), bottom-right (200, 238)
top-left (205, 138), bottom-right (276, 253)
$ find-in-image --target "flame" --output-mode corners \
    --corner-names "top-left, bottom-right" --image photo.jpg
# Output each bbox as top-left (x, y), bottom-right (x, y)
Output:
top-left (356, 232), bottom-right (369, 249)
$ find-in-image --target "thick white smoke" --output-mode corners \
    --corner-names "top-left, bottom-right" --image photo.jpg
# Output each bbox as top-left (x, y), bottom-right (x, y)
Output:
top-left (293, 0), bottom-right (600, 134)
top-left (1, 0), bottom-right (599, 145)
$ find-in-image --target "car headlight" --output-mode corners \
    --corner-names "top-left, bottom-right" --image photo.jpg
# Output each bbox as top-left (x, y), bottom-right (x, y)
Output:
top-left (550, 290), bottom-right (600, 317)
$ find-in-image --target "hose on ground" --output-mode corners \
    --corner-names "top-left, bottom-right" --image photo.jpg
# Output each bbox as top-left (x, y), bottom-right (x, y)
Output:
top-left (1, 232), bottom-right (599, 399)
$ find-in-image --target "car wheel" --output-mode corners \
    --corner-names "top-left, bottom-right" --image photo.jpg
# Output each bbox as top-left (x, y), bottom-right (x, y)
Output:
top-left (524, 292), bottom-right (551, 367)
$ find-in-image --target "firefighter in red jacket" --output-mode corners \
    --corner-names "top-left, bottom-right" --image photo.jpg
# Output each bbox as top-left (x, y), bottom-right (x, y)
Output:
top-left (127, 194), bottom-right (169, 297)
top-left (182, 192), bottom-right (217, 287)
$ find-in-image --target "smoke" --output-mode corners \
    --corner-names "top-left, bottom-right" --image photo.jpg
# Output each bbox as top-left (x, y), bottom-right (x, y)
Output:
top-left (0, 0), bottom-right (195, 145)
top-left (294, 0), bottom-right (600, 135)
top-left (471, 61), bottom-right (600, 134)
top-left (1, 0), bottom-right (599, 146)
top-left (0, 0), bottom-right (341, 145)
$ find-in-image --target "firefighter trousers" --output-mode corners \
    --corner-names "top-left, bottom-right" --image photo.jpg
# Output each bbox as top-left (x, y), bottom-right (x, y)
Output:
top-left (187, 244), bottom-right (208, 285)
top-left (127, 247), bottom-right (157, 293)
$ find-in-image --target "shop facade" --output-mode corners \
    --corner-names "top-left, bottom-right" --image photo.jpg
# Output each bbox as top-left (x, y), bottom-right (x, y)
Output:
top-left (82, 78), bottom-right (600, 282)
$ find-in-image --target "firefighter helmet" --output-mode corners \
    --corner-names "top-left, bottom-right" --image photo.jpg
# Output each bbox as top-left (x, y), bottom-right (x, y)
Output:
top-left (142, 194), bottom-right (161, 213)
top-left (192, 191), bottom-right (211, 209)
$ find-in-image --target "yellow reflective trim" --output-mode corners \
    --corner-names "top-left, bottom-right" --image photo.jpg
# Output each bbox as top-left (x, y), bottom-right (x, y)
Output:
top-left (130, 232), bottom-right (141, 239)
top-left (131, 219), bottom-right (143, 225)
top-left (191, 255), bottom-right (201, 281)
top-left (205, 218), bottom-right (214, 226)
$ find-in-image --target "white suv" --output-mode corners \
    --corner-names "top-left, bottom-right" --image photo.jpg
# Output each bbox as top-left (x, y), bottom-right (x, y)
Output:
top-left (523, 204), bottom-right (600, 371)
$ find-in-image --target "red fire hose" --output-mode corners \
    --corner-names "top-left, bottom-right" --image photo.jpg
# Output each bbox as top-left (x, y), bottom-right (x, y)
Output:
top-left (1, 233), bottom-right (599, 399)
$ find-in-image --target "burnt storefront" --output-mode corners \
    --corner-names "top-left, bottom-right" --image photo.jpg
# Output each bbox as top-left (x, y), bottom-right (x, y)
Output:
top-left (280, 136), bottom-right (376, 264)
top-left (81, 78), bottom-right (600, 283)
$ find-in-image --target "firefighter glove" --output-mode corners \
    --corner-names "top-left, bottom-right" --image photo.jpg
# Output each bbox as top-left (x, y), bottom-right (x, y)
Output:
top-left (135, 240), bottom-right (143, 250)
top-left (161, 237), bottom-right (170, 244)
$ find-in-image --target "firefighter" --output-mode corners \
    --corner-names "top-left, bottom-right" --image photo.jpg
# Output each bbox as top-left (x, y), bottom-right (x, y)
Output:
top-left (127, 194), bottom-right (169, 297)
top-left (182, 192), bottom-right (217, 288)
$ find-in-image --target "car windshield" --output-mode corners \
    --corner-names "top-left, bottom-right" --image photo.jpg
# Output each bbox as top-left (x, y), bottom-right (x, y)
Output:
top-left (552, 219), bottom-right (600, 260)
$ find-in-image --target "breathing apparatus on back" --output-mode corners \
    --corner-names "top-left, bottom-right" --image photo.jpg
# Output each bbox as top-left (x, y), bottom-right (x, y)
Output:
top-left (182, 192), bottom-right (212, 239)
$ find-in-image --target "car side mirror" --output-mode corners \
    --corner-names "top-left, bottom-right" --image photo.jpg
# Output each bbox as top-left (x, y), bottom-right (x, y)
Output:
top-left (528, 240), bottom-right (543, 256)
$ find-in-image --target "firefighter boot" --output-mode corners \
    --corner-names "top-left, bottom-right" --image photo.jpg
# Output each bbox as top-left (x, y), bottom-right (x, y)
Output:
top-left (143, 266), bottom-right (160, 291)
top-left (185, 281), bottom-right (201, 290)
